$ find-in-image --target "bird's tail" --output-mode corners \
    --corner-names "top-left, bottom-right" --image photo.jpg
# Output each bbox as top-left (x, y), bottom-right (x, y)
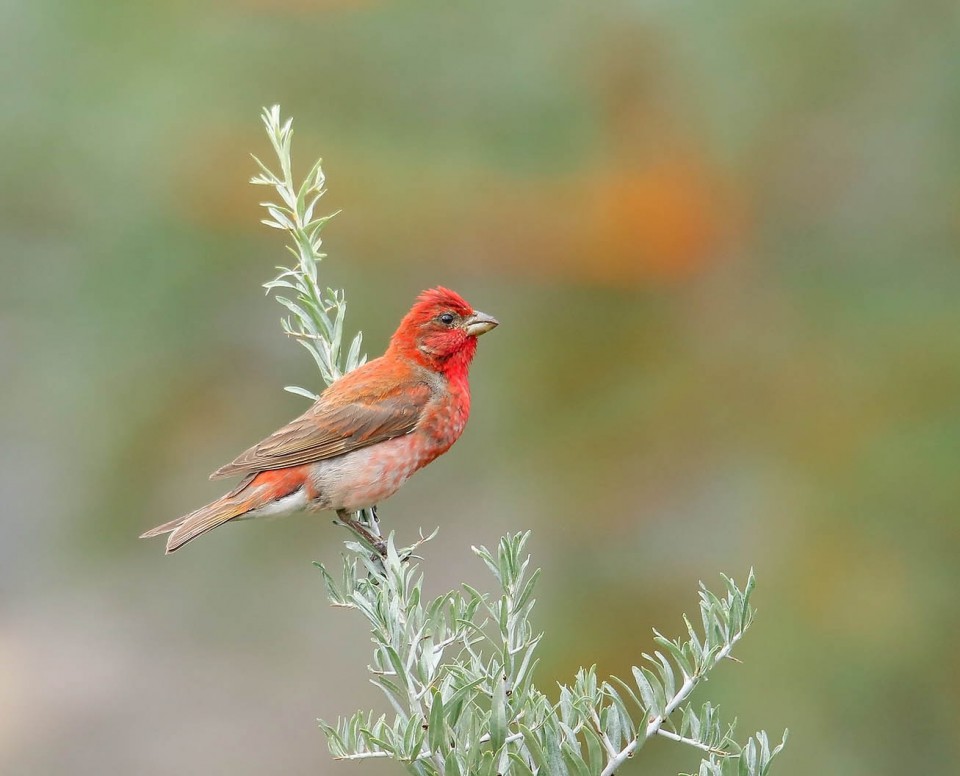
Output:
top-left (140, 469), bottom-right (307, 554)
top-left (139, 494), bottom-right (254, 554)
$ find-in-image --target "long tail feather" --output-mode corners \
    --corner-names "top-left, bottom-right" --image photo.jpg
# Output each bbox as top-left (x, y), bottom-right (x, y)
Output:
top-left (139, 517), bottom-right (185, 539)
top-left (139, 496), bottom-right (253, 554)
top-left (140, 469), bottom-right (309, 554)
top-left (167, 499), bottom-right (253, 553)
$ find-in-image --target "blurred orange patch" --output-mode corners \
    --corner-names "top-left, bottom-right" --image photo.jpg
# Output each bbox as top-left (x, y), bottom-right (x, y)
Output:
top-left (583, 155), bottom-right (736, 281)
top-left (470, 149), bottom-right (745, 287)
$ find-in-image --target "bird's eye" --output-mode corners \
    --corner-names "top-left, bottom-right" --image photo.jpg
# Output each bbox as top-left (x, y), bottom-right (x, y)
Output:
top-left (439, 313), bottom-right (456, 325)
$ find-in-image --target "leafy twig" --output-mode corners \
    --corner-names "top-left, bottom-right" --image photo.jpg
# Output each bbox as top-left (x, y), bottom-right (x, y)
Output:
top-left (252, 104), bottom-right (376, 545)
top-left (252, 104), bottom-right (365, 395)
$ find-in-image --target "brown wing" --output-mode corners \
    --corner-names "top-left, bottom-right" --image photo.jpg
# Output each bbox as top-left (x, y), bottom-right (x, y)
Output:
top-left (210, 376), bottom-right (433, 480)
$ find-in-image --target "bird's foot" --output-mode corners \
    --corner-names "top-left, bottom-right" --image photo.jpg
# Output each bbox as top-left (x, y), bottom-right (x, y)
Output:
top-left (335, 509), bottom-right (387, 558)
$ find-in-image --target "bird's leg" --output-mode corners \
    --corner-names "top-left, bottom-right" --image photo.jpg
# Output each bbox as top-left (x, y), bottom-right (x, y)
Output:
top-left (335, 509), bottom-right (387, 557)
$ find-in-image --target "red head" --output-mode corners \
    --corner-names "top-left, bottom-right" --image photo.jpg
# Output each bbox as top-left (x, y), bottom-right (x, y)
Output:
top-left (388, 287), bottom-right (498, 377)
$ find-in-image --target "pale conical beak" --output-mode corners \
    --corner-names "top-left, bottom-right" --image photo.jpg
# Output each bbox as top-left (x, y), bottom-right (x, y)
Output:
top-left (463, 311), bottom-right (499, 337)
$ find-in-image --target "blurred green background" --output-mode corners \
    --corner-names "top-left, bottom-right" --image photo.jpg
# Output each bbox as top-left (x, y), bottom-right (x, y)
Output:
top-left (3, 0), bottom-right (959, 773)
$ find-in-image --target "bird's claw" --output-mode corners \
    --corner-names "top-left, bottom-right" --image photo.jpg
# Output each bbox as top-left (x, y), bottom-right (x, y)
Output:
top-left (335, 509), bottom-right (387, 559)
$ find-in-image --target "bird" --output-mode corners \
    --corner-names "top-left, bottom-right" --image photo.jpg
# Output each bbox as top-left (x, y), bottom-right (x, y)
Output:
top-left (140, 287), bottom-right (498, 554)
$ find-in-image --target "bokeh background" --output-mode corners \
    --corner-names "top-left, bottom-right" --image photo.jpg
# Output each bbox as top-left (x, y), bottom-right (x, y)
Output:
top-left (3, 1), bottom-right (959, 773)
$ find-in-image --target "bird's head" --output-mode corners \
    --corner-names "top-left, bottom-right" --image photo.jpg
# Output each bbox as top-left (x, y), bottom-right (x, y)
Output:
top-left (389, 287), bottom-right (498, 375)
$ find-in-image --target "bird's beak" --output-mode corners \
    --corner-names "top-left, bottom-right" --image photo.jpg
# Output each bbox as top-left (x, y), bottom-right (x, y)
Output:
top-left (463, 311), bottom-right (499, 337)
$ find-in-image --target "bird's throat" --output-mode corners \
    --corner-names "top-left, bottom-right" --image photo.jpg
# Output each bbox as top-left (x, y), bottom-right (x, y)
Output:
top-left (438, 338), bottom-right (477, 385)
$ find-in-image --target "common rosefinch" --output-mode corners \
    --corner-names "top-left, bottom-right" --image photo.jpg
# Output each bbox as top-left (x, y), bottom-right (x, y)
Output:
top-left (140, 287), bottom-right (498, 553)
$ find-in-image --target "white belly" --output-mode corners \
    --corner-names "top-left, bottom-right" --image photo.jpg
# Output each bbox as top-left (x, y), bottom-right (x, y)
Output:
top-left (237, 486), bottom-right (309, 520)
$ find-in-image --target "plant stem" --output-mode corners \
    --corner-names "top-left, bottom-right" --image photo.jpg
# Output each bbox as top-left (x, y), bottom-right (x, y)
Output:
top-left (599, 636), bottom-right (743, 776)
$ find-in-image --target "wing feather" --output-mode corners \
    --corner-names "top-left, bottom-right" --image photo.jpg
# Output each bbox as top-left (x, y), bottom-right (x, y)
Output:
top-left (210, 368), bottom-right (434, 479)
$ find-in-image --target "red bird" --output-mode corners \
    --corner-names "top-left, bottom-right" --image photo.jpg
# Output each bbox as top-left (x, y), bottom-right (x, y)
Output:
top-left (141, 288), bottom-right (498, 553)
